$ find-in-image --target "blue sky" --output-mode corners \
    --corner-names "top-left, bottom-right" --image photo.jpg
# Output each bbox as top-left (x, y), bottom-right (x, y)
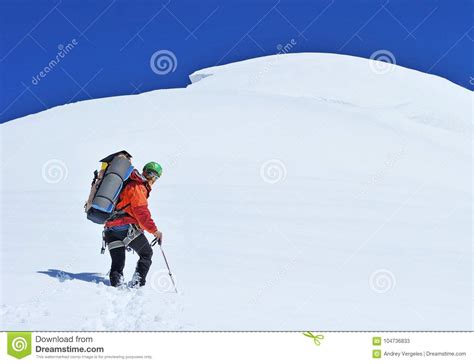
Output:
top-left (0, 0), bottom-right (472, 123)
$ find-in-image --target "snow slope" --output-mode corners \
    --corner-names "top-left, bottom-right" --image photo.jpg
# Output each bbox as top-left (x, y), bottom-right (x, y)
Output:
top-left (0, 53), bottom-right (472, 330)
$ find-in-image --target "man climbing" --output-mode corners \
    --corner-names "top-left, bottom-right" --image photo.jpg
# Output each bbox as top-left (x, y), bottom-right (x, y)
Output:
top-left (103, 162), bottom-right (163, 288)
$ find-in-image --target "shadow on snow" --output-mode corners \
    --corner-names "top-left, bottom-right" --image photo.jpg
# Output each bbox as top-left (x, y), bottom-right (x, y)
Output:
top-left (37, 269), bottom-right (110, 286)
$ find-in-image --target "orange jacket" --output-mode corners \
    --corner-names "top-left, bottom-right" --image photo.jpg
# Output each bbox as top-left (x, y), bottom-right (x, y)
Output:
top-left (104, 170), bottom-right (158, 234)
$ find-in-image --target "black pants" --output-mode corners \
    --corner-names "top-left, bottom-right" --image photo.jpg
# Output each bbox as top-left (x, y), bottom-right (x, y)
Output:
top-left (104, 227), bottom-right (153, 287)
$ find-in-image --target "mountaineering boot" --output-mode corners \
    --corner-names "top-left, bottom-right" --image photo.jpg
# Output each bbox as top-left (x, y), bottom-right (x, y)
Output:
top-left (128, 272), bottom-right (142, 289)
top-left (110, 271), bottom-right (124, 287)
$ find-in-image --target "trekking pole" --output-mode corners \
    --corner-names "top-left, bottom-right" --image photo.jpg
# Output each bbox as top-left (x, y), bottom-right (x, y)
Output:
top-left (151, 237), bottom-right (178, 293)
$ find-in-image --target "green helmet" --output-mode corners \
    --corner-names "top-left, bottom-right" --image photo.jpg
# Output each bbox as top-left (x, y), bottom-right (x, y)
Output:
top-left (143, 161), bottom-right (162, 178)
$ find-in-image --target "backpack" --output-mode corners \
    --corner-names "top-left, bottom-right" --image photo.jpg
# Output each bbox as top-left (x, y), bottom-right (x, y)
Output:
top-left (85, 151), bottom-right (134, 224)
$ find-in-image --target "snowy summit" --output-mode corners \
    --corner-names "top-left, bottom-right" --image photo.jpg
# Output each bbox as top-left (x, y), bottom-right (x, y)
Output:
top-left (0, 53), bottom-right (471, 330)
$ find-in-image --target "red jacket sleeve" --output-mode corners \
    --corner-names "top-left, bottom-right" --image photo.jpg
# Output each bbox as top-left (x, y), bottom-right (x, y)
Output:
top-left (128, 184), bottom-right (158, 234)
